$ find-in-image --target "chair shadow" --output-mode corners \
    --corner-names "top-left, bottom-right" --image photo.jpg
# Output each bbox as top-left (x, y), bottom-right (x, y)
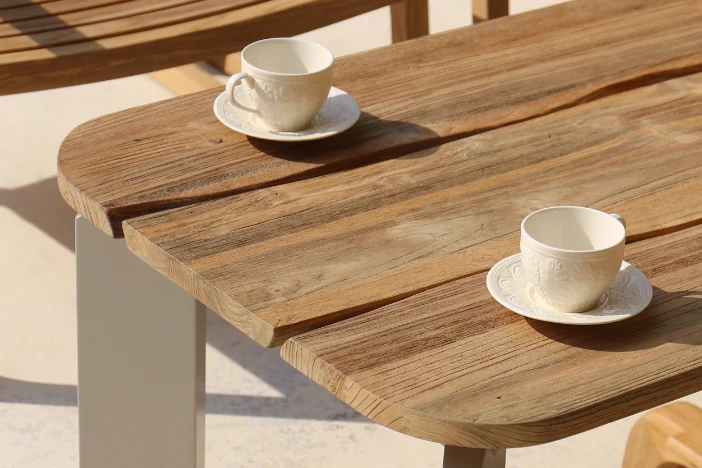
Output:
top-left (526, 286), bottom-right (702, 351)
top-left (1, 1), bottom-right (103, 55)
top-left (0, 177), bottom-right (76, 252)
top-left (0, 310), bottom-right (367, 422)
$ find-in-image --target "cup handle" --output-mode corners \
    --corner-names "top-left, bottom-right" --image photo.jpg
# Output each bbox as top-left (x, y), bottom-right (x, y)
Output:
top-left (610, 213), bottom-right (626, 229)
top-left (226, 72), bottom-right (259, 114)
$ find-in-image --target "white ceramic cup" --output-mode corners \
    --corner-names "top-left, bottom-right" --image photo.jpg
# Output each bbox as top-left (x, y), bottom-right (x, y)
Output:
top-left (520, 206), bottom-right (627, 313)
top-left (225, 38), bottom-right (334, 132)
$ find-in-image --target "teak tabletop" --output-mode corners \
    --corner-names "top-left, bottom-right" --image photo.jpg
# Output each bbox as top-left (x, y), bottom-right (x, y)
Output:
top-left (124, 73), bottom-right (702, 347)
top-left (282, 225), bottom-right (702, 448)
top-left (59, 0), bottom-right (702, 237)
top-left (58, 0), bottom-right (702, 463)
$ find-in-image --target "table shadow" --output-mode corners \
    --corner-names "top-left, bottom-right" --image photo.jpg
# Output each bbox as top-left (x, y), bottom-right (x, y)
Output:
top-left (0, 310), bottom-right (366, 422)
top-left (205, 309), bottom-right (367, 421)
top-left (526, 286), bottom-right (702, 352)
top-left (0, 177), bottom-right (76, 252)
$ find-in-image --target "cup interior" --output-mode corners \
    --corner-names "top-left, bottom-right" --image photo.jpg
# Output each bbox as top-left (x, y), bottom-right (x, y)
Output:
top-left (523, 207), bottom-right (625, 251)
top-left (242, 38), bottom-right (333, 75)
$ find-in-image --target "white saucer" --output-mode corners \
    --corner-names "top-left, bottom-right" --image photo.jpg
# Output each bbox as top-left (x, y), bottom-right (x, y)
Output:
top-left (213, 86), bottom-right (360, 142)
top-left (486, 254), bottom-right (653, 325)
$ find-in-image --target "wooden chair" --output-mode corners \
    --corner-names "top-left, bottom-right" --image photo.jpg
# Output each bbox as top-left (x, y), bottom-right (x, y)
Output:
top-left (623, 402), bottom-right (702, 468)
top-left (0, 0), bottom-right (431, 96)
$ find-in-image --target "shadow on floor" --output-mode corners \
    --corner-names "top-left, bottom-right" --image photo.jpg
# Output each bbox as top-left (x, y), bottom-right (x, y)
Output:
top-left (205, 309), bottom-right (367, 421)
top-left (0, 310), bottom-right (366, 422)
top-left (0, 177), bottom-right (75, 252)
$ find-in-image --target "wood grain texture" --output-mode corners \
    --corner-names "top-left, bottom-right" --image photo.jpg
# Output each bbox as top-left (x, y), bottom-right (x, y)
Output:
top-left (281, 224), bottom-right (702, 448)
top-left (0, 0), bottom-right (128, 24)
top-left (0, 0), bottom-right (397, 94)
top-left (58, 0), bottom-right (702, 237)
top-left (390, 0), bottom-right (429, 43)
top-left (0, 0), bottom-right (265, 53)
top-left (0, 0), bottom-right (200, 38)
top-left (123, 73), bottom-right (702, 347)
top-left (623, 402), bottom-right (702, 468)
top-left (1, 0), bottom-right (60, 10)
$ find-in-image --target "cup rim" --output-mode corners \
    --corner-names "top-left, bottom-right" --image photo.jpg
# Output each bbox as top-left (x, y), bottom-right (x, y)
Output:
top-left (521, 206), bottom-right (626, 254)
top-left (241, 37), bottom-right (334, 77)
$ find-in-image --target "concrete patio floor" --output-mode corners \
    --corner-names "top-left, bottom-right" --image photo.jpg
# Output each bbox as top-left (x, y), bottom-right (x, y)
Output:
top-left (1, 1), bottom-right (700, 466)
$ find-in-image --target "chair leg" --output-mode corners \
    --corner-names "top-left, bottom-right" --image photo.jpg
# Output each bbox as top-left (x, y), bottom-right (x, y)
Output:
top-left (443, 446), bottom-right (506, 468)
top-left (472, 0), bottom-right (509, 23)
top-left (210, 2), bottom-right (431, 80)
top-left (76, 215), bottom-right (206, 468)
top-left (390, 0), bottom-right (430, 43)
top-left (150, 63), bottom-right (223, 96)
top-left (209, 53), bottom-right (242, 76)
top-left (622, 402), bottom-right (702, 468)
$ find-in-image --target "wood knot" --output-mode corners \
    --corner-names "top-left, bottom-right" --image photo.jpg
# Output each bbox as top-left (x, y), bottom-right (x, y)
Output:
top-left (210, 138), bottom-right (224, 144)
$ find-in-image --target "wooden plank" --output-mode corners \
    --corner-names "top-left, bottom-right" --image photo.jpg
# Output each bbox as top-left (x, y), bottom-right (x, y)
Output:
top-left (0, 0), bottom-right (201, 38)
top-left (0, 0), bottom-right (130, 24)
top-left (123, 73), bottom-right (702, 347)
top-left (281, 224), bottom-right (702, 447)
top-left (390, 0), bottom-right (429, 43)
top-left (1, 0), bottom-right (61, 10)
top-left (56, 0), bottom-right (702, 237)
top-left (0, 0), bottom-right (267, 53)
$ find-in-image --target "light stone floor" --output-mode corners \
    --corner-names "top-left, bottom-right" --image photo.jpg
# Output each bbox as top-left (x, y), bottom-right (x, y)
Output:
top-left (1, 1), bottom-right (700, 467)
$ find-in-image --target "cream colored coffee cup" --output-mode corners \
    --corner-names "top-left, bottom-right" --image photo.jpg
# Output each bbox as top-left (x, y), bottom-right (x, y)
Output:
top-left (225, 38), bottom-right (334, 132)
top-left (520, 206), bottom-right (626, 313)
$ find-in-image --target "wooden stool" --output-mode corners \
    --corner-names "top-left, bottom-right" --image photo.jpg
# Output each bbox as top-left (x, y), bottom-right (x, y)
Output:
top-left (623, 402), bottom-right (702, 468)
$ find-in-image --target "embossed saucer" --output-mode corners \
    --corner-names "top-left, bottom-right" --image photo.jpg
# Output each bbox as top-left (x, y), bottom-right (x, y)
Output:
top-left (486, 254), bottom-right (652, 325)
top-left (213, 86), bottom-right (360, 141)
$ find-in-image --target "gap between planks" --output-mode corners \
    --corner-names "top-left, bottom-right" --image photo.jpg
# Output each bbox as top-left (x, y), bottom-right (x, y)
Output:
top-left (121, 72), bottom-right (702, 348)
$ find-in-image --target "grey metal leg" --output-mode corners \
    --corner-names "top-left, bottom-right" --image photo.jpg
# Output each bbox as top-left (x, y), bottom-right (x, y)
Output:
top-left (443, 446), bottom-right (506, 468)
top-left (76, 215), bottom-right (206, 468)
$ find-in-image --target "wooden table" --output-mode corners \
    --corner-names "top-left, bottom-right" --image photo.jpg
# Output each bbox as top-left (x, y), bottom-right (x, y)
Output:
top-left (57, 0), bottom-right (702, 467)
